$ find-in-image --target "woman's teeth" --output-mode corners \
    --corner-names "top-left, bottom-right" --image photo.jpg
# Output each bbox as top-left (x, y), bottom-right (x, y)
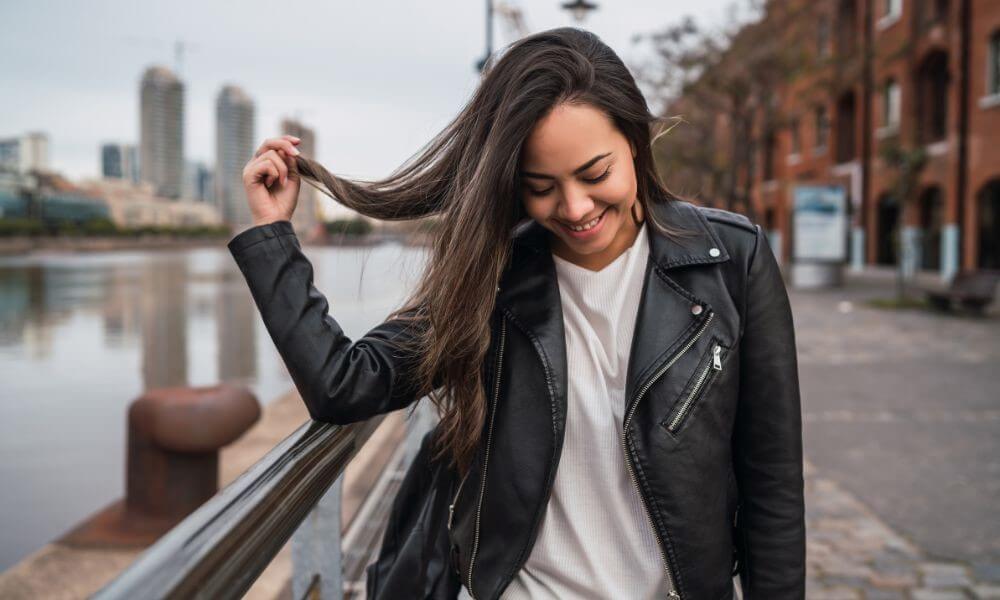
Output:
top-left (568, 212), bottom-right (602, 231)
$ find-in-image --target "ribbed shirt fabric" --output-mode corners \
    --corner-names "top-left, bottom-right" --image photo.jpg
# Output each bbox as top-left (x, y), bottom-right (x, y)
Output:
top-left (459, 222), bottom-right (672, 599)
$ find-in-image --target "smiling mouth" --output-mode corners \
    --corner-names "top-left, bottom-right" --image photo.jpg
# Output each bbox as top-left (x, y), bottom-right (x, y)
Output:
top-left (559, 207), bottom-right (608, 232)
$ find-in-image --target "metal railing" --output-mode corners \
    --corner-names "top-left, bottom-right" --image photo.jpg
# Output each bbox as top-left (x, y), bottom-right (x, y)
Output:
top-left (93, 399), bottom-right (437, 600)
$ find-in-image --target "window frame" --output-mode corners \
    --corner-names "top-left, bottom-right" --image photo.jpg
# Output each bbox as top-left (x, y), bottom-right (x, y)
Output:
top-left (814, 105), bottom-right (830, 153)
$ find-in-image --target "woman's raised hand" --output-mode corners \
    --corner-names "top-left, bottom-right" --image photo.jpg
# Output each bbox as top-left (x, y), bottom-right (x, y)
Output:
top-left (242, 134), bottom-right (303, 227)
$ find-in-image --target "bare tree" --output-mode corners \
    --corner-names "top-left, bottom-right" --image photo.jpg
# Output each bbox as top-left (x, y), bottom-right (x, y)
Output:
top-left (879, 140), bottom-right (928, 300)
top-left (631, 0), bottom-right (833, 219)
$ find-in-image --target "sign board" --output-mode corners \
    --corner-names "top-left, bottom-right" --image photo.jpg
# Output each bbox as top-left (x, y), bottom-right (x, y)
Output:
top-left (792, 184), bottom-right (847, 262)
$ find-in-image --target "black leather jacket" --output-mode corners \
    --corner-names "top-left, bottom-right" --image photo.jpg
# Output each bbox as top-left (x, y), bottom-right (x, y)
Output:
top-left (228, 199), bottom-right (806, 600)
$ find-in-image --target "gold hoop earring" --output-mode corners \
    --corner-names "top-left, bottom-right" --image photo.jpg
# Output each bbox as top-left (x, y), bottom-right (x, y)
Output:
top-left (631, 201), bottom-right (644, 226)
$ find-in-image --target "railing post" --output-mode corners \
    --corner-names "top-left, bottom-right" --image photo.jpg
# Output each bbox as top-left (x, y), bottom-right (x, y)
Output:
top-left (290, 400), bottom-right (437, 599)
top-left (292, 476), bottom-right (344, 600)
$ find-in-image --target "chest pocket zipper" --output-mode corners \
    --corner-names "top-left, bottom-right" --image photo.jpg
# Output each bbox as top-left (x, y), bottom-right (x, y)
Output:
top-left (663, 341), bottom-right (727, 434)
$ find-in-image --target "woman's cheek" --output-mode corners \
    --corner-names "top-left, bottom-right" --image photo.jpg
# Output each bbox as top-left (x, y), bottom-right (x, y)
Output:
top-left (526, 196), bottom-right (555, 222)
top-left (603, 170), bottom-right (636, 204)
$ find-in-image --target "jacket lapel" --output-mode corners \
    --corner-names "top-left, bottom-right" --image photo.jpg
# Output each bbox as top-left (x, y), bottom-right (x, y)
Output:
top-left (625, 200), bottom-right (731, 409)
top-left (495, 199), bottom-right (732, 429)
top-left (495, 221), bottom-right (568, 422)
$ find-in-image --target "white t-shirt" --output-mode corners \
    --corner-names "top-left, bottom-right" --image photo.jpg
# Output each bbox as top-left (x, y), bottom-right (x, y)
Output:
top-left (458, 222), bottom-right (673, 599)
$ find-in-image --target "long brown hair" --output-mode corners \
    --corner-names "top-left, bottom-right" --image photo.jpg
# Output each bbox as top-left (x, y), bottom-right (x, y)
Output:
top-left (292, 26), bottom-right (694, 475)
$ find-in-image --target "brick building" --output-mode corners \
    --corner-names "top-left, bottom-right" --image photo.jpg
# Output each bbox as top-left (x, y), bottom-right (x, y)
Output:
top-left (664, 0), bottom-right (1000, 278)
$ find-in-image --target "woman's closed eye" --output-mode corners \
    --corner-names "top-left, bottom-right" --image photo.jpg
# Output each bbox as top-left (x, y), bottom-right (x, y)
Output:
top-left (525, 166), bottom-right (613, 197)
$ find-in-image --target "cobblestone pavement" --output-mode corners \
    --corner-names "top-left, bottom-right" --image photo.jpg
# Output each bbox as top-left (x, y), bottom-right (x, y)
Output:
top-left (805, 457), bottom-right (1000, 599)
top-left (787, 269), bottom-right (1000, 599)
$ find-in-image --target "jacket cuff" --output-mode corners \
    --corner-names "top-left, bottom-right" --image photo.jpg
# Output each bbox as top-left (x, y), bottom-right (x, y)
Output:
top-left (227, 220), bottom-right (296, 254)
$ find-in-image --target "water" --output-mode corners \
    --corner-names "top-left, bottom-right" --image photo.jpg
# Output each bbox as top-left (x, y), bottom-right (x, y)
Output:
top-left (0, 240), bottom-right (428, 571)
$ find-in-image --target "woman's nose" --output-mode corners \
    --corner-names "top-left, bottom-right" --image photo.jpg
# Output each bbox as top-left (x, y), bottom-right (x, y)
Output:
top-left (557, 186), bottom-right (595, 223)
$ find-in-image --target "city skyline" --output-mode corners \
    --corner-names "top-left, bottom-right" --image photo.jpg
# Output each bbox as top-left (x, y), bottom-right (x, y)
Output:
top-left (0, 0), bottom-right (738, 188)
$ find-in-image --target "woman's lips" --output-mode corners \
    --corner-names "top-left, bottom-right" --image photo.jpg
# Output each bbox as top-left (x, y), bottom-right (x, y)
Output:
top-left (558, 207), bottom-right (609, 240)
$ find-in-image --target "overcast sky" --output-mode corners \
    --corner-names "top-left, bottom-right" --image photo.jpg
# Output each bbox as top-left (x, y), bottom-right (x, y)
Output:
top-left (1, 0), bottom-right (739, 187)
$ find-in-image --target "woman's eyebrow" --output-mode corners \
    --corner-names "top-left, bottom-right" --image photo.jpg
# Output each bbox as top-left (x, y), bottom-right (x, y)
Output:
top-left (520, 152), bottom-right (612, 180)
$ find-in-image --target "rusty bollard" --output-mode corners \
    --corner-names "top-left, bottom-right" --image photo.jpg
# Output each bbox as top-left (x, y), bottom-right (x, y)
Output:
top-left (126, 383), bottom-right (260, 521)
top-left (60, 383), bottom-right (260, 548)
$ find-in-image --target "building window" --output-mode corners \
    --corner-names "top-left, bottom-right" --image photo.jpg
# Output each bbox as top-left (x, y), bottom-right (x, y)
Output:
top-left (836, 91), bottom-right (857, 163)
top-left (877, 0), bottom-right (902, 29)
top-left (917, 0), bottom-right (948, 29)
top-left (990, 31), bottom-right (1000, 97)
top-left (882, 78), bottom-right (901, 128)
top-left (916, 51), bottom-right (949, 143)
top-left (883, 0), bottom-right (902, 19)
top-left (818, 16), bottom-right (831, 58)
top-left (836, 0), bottom-right (857, 56)
top-left (763, 132), bottom-right (778, 181)
top-left (790, 118), bottom-right (802, 156)
top-left (815, 105), bottom-right (830, 151)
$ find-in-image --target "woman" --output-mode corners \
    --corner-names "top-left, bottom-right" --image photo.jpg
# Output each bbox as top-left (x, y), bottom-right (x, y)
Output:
top-left (229, 27), bottom-right (804, 600)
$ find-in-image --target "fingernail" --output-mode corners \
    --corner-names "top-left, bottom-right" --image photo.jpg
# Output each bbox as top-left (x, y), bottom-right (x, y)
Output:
top-left (291, 147), bottom-right (301, 155)
top-left (291, 136), bottom-right (301, 142)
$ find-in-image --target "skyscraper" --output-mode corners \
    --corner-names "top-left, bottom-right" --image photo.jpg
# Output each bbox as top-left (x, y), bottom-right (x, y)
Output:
top-left (183, 160), bottom-right (213, 203)
top-left (215, 85), bottom-right (255, 227)
top-left (0, 132), bottom-right (49, 173)
top-left (280, 118), bottom-right (320, 234)
top-left (101, 142), bottom-right (139, 183)
top-left (139, 66), bottom-right (184, 199)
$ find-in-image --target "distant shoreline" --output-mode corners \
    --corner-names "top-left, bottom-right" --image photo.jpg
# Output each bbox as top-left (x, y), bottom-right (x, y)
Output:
top-left (0, 232), bottom-right (430, 256)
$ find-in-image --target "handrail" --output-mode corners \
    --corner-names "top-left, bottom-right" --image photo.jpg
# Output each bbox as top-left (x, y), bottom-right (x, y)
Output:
top-left (93, 414), bottom-right (386, 600)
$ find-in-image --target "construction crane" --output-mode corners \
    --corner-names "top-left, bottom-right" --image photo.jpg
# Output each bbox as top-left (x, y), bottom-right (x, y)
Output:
top-left (476, 0), bottom-right (530, 73)
top-left (495, 1), bottom-right (529, 41)
top-left (116, 35), bottom-right (199, 79)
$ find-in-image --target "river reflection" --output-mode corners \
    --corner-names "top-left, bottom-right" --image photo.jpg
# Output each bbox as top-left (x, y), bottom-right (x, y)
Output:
top-left (0, 240), bottom-right (428, 571)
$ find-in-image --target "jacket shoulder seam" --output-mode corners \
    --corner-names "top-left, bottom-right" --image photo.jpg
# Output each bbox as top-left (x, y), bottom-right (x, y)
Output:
top-left (696, 206), bottom-right (757, 234)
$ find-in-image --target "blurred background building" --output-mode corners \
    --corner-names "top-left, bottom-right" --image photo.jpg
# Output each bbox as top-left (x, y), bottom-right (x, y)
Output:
top-left (658, 0), bottom-right (1000, 279)
top-left (0, 132), bottom-right (49, 174)
top-left (101, 142), bottom-right (140, 184)
top-left (139, 66), bottom-right (184, 199)
top-left (214, 84), bottom-right (255, 228)
top-left (183, 160), bottom-right (213, 203)
top-left (78, 178), bottom-right (221, 227)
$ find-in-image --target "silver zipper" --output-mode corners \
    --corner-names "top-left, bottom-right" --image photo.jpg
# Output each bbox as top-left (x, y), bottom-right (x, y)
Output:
top-left (448, 469), bottom-right (470, 532)
top-left (667, 342), bottom-right (723, 433)
top-left (621, 310), bottom-right (715, 599)
top-left (466, 314), bottom-right (507, 598)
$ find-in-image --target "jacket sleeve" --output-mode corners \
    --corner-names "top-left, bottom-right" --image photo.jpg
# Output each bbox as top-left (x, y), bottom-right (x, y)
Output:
top-left (227, 220), bottom-right (429, 424)
top-left (733, 223), bottom-right (806, 599)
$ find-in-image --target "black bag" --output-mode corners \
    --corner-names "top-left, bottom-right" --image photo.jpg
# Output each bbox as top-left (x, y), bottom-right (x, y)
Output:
top-left (365, 423), bottom-right (463, 599)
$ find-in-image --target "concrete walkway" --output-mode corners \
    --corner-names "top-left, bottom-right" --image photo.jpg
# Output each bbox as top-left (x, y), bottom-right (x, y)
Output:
top-left (796, 266), bottom-right (1000, 599)
top-left (805, 456), bottom-right (1000, 599)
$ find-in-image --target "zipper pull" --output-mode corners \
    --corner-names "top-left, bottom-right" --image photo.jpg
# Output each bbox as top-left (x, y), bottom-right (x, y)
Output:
top-left (448, 503), bottom-right (456, 531)
top-left (712, 345), bottom-right (722, 370)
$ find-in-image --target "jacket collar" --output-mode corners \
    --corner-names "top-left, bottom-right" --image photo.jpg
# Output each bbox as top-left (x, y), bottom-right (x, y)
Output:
top-left (495, 199), bottom-right (731, 425)
top-left (500, 198), bottom-right (730, 276)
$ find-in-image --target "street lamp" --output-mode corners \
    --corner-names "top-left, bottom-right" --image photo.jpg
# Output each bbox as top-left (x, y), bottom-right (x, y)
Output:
top-left (477, 0), bottom-right (494, 73)
top-left (478, 1), bottom-right (600, 73)
top-left (561, 0), bottom-right (598, 22)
